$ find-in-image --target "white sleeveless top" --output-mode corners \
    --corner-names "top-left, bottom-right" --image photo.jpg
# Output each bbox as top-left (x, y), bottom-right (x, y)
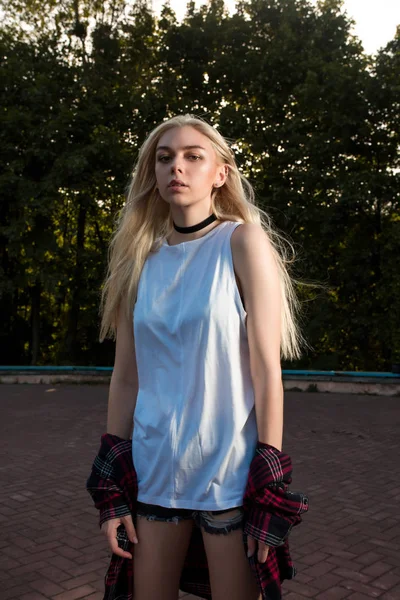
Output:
top-left (132, 220), bottom-right (258, 510)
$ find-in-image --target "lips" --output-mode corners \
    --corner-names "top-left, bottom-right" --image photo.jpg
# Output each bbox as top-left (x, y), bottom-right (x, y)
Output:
top-left (168, 180), bottom-right (187, 187)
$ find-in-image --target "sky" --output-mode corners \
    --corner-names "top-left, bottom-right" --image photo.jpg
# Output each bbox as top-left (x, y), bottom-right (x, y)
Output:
top-left (151, 0), bottom-right (400, 55)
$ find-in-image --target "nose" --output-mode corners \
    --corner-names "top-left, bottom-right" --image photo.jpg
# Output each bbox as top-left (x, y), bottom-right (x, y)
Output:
top-left (170, 155), bottom-right (183, 174)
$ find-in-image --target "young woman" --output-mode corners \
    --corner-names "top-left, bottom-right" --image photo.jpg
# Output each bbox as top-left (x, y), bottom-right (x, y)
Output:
top-left (98, 114), bottom-right (304, 600)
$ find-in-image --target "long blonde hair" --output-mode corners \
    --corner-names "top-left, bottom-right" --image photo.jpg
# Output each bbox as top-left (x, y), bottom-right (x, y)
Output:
top-left (100, 114), bottom-right (305, 360)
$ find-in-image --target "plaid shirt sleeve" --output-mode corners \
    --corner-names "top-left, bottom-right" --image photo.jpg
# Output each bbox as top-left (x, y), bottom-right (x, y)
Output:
top-left (243, 441), bottom-right (309, 546)
top-left (86, 433), bottom-right (137, 600)
top-left (86, 433), bottom-right (137, 528)
top-left (243, 441), bottom-right (309, 600)
top-left (86, 436), bottom-right (308, 600)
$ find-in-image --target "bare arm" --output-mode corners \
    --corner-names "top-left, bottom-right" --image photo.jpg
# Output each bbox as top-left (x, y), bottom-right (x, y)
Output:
top-left (106, 296), bottom-right (139, 440)
top-left (231, 223), bottom-right (283, 451)
top-left (232, 222), bottom-right (284, 562)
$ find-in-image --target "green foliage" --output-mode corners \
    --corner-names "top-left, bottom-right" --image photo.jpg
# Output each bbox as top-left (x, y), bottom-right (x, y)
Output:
top-left (0, 0), bottom-right (399, 369)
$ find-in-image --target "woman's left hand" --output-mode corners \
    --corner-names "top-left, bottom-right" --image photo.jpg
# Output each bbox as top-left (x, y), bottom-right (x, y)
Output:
top-left (247, 535), bottom-right (270, 563)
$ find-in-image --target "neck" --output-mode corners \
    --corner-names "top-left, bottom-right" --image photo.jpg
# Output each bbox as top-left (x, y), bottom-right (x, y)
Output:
top-left (173, 212), bottom-right (217, 234)
top-left (167, 213), bottom-right (220, 245)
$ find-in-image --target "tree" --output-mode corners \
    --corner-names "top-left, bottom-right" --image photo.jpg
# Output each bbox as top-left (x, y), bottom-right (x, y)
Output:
top-left (0, 0), bottom-right (399, 369)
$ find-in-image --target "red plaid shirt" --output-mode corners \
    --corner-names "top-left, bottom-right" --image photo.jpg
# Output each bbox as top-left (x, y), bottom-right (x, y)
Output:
top-left (86, 434), bottom-right (308, 600)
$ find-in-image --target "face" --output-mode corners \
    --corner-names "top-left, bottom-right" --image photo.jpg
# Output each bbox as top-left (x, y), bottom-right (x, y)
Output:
top-left (155, 126), bottom-right (227, 209)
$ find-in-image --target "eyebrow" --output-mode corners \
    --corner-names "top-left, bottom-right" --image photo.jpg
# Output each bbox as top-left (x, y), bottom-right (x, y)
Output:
top-left (156, 145), bottom-right (206, 152)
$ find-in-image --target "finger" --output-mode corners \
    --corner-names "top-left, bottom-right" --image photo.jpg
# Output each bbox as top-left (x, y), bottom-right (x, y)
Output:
top-left (257, 543), bottom-right (269, 564)
top-left (107, 522), bottom-right (133, 559)
top-left (247, 535), bottom-right (257, 558)
top-left (108, 530), bottom-right (133, 559)
top-left (121, 514), bottom-right (138, 544)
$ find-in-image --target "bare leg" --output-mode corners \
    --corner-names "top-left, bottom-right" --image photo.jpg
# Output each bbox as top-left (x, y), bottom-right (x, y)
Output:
top-left (201, 509), bottom-right (261, 600)
top-left (133, 516), bottom-right (193, 600)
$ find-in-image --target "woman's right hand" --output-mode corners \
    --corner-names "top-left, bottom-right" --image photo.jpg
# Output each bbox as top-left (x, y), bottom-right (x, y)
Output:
top-left (101, 515), bottom-right (138, 559)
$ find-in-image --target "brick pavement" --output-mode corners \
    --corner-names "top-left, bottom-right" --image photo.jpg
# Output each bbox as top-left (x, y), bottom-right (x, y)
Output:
top-left (0, 384), bottom-right (399, 600)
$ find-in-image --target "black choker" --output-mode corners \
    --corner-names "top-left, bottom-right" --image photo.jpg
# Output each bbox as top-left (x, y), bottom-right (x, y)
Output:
top-left (173, 213), bottom-right (217, 234)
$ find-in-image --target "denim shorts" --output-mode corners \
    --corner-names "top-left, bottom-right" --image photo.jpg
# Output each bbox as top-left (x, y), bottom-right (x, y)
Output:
top-left (136, 501), bottom-right (244, 535)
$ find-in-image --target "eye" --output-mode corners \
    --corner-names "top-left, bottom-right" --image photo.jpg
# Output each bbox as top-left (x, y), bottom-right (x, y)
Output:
top-left (157, 155), bottom-right (171, 163)
top-left (188, 154), bottom-right (201, 161)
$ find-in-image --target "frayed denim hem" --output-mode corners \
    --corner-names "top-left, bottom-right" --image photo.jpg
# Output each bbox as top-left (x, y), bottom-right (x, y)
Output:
top-left (136, 504), bottom-right (245, 534)
top-left (193, 508), bottom-right (244, 535)
top-left (195, 514), bottom-right (244, 535)
top-left (136, 512), bottom-right (192, 525)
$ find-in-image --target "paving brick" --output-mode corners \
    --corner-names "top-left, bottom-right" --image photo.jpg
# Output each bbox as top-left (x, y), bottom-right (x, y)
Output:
top-left (341, 579), bottom-right (383, 597)
top-left (30, 579), bottom-right (66, 596)
top-left (319, 541), bottom-right (349, 553)
top-left (63, 537), bottom-right (89, 550)
top-left (1, 585), bottom-right (34, 600)
top-left (1, 386), bottom-right (400, 600)
top-left (332, 567), bottom-right (373, 585)
top-left (293, 572), bottom-right (315, 584)
top-left (2, 545), bottom-right (27, 559)
top-left (19, 550), bottom-right (57, 565)
top-left (370, 539), bottom-right (400, 552)
top-left (60, 572), bottom-right (102, 591)
top-left (32, 541), bottom-right (62, 553)
top-left (70, 559), bottom-right (109, 577)
top-left (0, 556), bottom-right (21, 570)
top-left (12, 534), bottom-right (42, 549)
top-left (37, 566), bottom-right (72, 582)
top-left (315, 588), bottom-right (351, 599)
top-left (372, 572), bottom-right (400, 591)
top-left (51, 585), bottom-right (98, 600)
top-left (283, 580), bottom-right (320, 596)
top-left (330, 550), bottom-right (358, 561)
top-left (48, 556), bottom-right (80, 572)
top-left (362, 562), bottom-right (394, 578)
top-left (311, 573), bottom-right (344, 591)
top-left (8, 560), bottom-right (49, 576)
top-left (385, 555), bottom-right (400, 568)
top-left (381, 586), bottom-right (400, 599)
top-left (346, 594), bottom-right (375, 600)
top-left (303, 561), bottom-right (335, 577)
top-left (57, 546), bottom-right (84, 561)
top-left (354, 551), bottom-right (386, 566)
top-left (79, 543), bottom-right (107, 557)
top-left (298, 551), bottom-right (330, 566)
top-left (327, 556), bottom-right (364, 569)
top-left (87, 577), bottom-right (107, 592)
top-left (0, 506), bottom-right (17, 517)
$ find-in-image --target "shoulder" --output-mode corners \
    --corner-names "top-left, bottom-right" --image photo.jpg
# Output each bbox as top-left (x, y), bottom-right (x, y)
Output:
top-left (231, 222), bottom-right (268, 247)
top-left (230, 222), bottom-right (280, 307)
top-left (231, 223), bottom-right (275, 271)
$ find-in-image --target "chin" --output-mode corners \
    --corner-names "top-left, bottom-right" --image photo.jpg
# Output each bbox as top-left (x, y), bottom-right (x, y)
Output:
top-left (171, 197), bottom-right (193, 206)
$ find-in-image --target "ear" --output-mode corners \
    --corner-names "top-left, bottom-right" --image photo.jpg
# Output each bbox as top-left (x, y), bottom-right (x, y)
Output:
top-left (214, 164), bottom-right (229, 188)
